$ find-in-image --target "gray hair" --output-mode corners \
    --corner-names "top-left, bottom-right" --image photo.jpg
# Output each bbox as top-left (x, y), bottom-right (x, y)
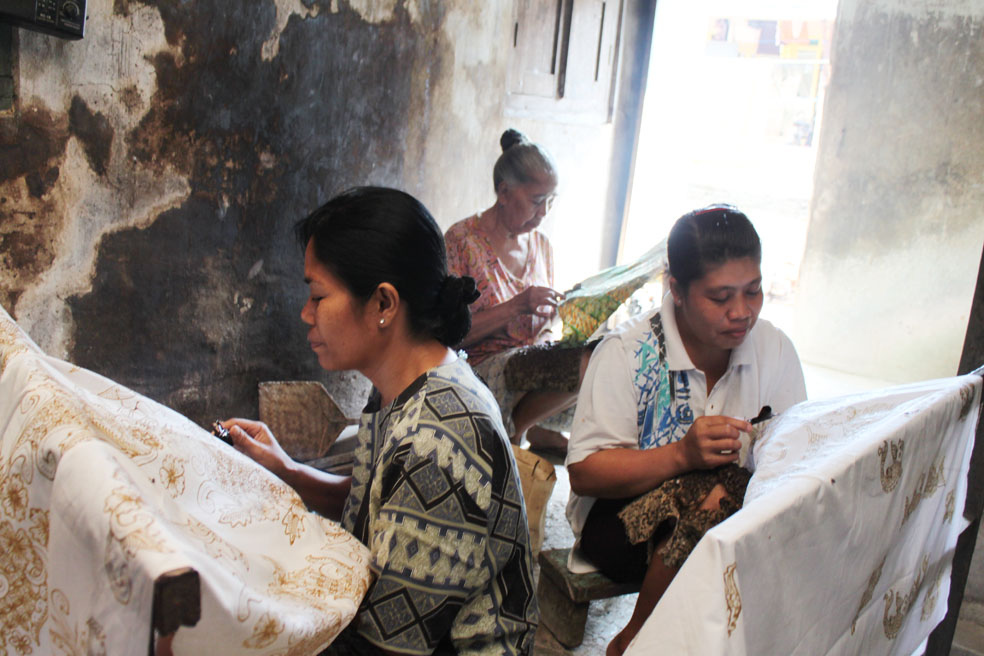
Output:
top-left (492, 128), bottom-right (558, 191)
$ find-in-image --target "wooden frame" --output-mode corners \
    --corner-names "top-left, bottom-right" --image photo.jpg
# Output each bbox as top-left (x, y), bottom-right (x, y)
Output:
top-left (149, 568), bottom-right (200, 656)
top-left (926, 244), bottom-right (984, 654)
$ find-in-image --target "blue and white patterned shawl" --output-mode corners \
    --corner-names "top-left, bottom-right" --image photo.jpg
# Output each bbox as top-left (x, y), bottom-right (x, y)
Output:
top-left (633, 312), bottom-right (695, 450)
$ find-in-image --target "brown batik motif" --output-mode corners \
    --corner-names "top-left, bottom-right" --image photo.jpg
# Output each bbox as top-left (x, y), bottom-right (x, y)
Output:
top-left (618, 464), bottom-right (751, 568)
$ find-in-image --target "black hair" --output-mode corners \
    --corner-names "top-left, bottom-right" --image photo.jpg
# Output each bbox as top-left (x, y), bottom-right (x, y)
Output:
top-left (667, 204), bottom-right (762, 291)
top-left (294, 187), bottom-right (479, 347)
top-left (492, 128), bottom-right (558, 192)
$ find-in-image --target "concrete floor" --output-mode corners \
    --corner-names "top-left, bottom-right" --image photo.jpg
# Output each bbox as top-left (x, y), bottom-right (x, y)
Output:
top-left (954, 602), bottom-right (984, 656)
top-left (530, 453), bottom-right (636, 655)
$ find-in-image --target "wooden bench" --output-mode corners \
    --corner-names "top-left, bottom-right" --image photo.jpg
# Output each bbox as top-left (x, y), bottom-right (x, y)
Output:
top-left (537, 547), bottom-right (640, 648)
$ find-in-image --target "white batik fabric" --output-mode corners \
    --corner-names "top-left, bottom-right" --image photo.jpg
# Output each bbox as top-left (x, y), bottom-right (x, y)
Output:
top-left (625, 374), bottom-right (981, 656)
top-left (0, 304), bottom-right (372, 655)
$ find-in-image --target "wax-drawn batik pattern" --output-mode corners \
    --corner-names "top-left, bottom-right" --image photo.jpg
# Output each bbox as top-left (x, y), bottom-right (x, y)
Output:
top-left (630, 375), bottom-right (981, 655)
top-left (0, 304), bottom-right (372, 655)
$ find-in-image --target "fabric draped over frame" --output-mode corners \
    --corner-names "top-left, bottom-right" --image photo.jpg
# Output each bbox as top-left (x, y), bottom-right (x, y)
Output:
top-left (625, 374), bottom-right (981, 655)
top-left (0, 304), bottom-right (372, 655)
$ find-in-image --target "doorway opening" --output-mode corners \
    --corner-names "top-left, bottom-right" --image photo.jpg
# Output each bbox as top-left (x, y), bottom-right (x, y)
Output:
top-left (621, 0), bottom-right (838, 341)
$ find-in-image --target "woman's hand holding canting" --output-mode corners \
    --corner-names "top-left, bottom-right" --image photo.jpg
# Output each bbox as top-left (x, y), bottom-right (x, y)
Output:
top-left (221, 417), bottom-right (352, 520)
top-left (676, 415), bottom-right (752, 470)
top-left (221, 418), bottom-right (295, 481)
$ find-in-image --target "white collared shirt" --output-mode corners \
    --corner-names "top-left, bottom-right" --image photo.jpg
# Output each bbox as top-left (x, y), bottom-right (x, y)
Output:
top-left (565, 293), bottom-right (807, 547)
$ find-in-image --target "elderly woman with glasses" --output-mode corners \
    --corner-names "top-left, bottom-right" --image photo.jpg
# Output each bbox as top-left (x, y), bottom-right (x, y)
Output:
top-left (445, 128), bottom-right (577, 457)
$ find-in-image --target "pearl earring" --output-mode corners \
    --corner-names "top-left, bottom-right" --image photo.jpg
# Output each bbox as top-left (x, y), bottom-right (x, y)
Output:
top-left (379, 318), bottom-right (385, 326)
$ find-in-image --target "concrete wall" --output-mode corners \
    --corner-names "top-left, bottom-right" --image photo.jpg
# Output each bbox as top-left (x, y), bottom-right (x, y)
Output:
top-left (794, 0), bottom-right (984, 383)
top-left (0, 0), bottom-right (625, 424)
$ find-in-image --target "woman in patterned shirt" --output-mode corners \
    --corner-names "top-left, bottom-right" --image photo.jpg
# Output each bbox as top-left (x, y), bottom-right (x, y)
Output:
top-left (445, 129), bottom-right (587, 457)
top-left (222, 187), bottom-right (538, 655)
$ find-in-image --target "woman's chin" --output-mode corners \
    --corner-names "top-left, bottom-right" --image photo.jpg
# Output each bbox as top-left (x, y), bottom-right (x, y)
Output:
top-left (312, 350), bottom-right (335, 371)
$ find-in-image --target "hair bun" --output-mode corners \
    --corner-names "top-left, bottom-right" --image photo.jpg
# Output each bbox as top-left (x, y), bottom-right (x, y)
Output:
top-left (440, 275), bottom-right (480, 307)
top-left (500, 128), bottom-right (528, 153)
top-left (434, 275), bottom-right (479, 347)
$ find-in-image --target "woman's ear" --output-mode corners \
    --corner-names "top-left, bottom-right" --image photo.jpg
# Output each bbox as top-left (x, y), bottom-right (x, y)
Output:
top-left (669, 277), bottom-right (683, 307)
top-left (372, 283), bottom-right (400, 328)
top-left (494, 180), bottom-right (510, 202)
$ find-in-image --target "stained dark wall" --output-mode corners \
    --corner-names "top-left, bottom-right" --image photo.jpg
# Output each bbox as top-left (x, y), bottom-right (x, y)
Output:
top-left (0, 1), bottom-right (493, 422)
top-left (1, 103), bottom-right (68, 311)
top-left (68, 2), bottom-right (446, 421)
top-left (1, 0), bottom-right (630, 425)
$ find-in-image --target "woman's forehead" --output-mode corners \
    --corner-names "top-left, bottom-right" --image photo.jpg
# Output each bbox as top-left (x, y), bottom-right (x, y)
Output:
top-left (698, 257), bottom-right (761, 287)
top-left (524, 173), bottom-right (557, 195)
top-left (303, 241), bottom-right (334, 284)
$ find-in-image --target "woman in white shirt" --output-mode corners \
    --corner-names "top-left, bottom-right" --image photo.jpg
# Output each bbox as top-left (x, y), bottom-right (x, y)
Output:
top-left (565, 205), bottom-right (807, 655)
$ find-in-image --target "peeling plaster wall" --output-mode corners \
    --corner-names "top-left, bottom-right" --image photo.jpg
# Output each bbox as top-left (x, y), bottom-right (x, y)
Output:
top-left (0, 0), bottom-right (620, 425)
top-left (794, 0), bottom-right (984, 383)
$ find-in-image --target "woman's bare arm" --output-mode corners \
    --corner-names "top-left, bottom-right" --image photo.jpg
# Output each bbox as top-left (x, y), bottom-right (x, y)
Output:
top-left (459, 298), bottom-right (522, 348)
top-left (458, 286), bottom-right (562, 349)
top-left (277, 460), bottom-right (352, 520)
top-left (568, 415), bottom-right (751, 499)
top-left (223, 419), bottom-right (352, 521)
top-left (568, 443), bottom-right (688, 499)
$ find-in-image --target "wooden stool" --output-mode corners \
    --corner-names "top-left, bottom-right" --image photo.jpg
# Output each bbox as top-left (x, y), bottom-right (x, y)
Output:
top-left (536, 548), bottom-right (640, 648)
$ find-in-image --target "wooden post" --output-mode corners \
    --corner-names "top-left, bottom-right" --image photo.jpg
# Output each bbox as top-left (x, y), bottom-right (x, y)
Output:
top-left (926, 243), bottom-right (984, 654)
top-left (149, 567), bottom-right (201, 656)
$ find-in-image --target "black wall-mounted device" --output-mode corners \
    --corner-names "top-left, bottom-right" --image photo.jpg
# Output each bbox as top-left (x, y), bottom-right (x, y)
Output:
top-left (0, 0), bottom-right (85, 40)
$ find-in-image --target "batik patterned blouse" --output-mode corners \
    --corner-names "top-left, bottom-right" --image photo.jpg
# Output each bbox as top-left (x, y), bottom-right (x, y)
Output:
top-left (445, 214), bottom-right (554, 365)
top-left (341, 356), bottom-right (538, 655)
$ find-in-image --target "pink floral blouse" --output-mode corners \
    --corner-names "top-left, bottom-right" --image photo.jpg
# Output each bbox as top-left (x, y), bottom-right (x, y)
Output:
top-left (445, 213), bottom-right (554, 365)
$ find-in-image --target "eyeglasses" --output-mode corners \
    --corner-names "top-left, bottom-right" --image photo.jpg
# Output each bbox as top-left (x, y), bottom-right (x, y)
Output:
top-left (530, 193), bottom-right (557, 210)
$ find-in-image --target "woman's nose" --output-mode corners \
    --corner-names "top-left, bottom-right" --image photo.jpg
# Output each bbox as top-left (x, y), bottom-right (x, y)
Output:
top-left (728, 296), bottom-right (751, 320)
top-left (300, 300), bottom-right (315, 325)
